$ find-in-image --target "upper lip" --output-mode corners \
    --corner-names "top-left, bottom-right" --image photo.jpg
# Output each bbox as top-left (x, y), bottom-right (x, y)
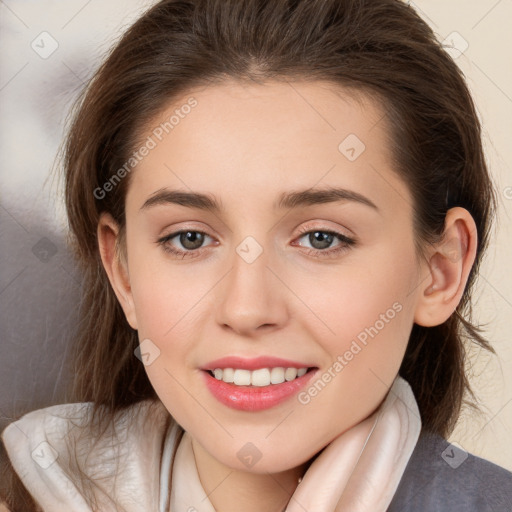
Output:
top-left (201, 356), bottom-right (315, 371)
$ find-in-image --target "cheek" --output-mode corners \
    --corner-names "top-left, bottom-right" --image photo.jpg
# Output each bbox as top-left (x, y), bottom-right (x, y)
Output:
top-left (127, 259), bottom-right (202, 420)
top-left (128, 246), bottom-right (207, 339)
top-left (127, 250), bottom-right (213, 395)
top-left (297, 245), bottom-right (416, 352)
top-left (292, 245), bottom-right (417, 412)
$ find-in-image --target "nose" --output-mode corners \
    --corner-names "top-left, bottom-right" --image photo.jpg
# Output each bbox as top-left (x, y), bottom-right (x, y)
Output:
top-left (215, 242), bottom-right (289, 337)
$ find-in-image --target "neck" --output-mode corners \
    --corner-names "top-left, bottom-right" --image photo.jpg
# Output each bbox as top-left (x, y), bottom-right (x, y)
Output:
top-left (191, 438), bottom-right (308, 512)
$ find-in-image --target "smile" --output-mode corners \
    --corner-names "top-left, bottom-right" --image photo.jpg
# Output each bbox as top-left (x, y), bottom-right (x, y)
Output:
top-left (209, 367), bottom-right (308, 386)
top-left (201, 356), bottom-right (318, 411)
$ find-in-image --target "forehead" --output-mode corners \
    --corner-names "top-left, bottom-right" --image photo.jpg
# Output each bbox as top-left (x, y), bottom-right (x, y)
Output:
top-left (126, 79), bottom-right (409, 216)
top-left (139, 79), bottom-right (389, 155)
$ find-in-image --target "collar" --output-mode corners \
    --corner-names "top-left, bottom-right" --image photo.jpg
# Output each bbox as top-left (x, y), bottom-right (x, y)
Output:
top-left (170, 376), bottom-right (421, 512)
top-left (2, 376), bottom-right (421, 512)
top-left (2, 399), bottom-right (179, 512)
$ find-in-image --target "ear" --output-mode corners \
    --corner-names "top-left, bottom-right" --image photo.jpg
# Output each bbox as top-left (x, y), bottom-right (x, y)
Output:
top-left (97, 212), bottom-right (138, 330)
top-left (414, 207), bottom-right (478, 327)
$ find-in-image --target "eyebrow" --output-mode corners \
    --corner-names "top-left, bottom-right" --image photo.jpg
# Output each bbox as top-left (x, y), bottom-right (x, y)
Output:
top-left (276, 187), bottom-right (379, 211)
top-left (141, 188), bottom-right (221, 212)
top-left (140, 186), bottom-right (379, 213)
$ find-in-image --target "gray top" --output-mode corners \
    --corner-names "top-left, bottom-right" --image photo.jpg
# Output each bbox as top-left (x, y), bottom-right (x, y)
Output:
top-left (388, 431), bottom-right (512, 511)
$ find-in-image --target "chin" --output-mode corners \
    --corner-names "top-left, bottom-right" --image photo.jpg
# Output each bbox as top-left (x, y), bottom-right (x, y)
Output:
top-left (206, 437), bottom-right (316, 474)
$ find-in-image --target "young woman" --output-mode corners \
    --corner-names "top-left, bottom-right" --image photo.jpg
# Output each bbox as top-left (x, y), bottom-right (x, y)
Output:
top-left (1, 0), bottom-right (511, 510)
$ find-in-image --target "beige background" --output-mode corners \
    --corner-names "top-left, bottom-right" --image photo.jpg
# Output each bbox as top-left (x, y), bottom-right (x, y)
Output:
top-left (0, 0), bottom-right (510, 471)
top-left (408, 0), bottom-right (512, 472)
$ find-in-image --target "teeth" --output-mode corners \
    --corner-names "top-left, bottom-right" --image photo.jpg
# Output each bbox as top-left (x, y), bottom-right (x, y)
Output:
top-left (251, 368), bottom-right (270, 387)
top-left (233, 369), bottom-right (251, 386)
top-left (222, 368), bottom-right (235, 383)
top-left (211, 367), bottom-right (309, 386)
top-left (270, 367), bottom-right (284, 384)
top-left (285, 368), bottom-right (297, 381)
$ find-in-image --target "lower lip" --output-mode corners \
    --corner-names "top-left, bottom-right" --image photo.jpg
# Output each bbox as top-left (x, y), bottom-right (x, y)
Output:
top-left (202, 369), bottom-right (318, 411)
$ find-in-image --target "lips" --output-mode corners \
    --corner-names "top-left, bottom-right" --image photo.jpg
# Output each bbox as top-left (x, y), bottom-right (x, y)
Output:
top-left (200, 356), bottom-right (318, 411)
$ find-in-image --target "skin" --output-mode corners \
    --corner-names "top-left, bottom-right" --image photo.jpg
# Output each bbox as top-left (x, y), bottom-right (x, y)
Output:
top-left (98, 79), bottom-right (477, 512)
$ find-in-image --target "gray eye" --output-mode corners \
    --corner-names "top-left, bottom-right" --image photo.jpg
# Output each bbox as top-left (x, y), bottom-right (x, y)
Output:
top-left (299, 231), bottom-right (336, 250)
top-left (177, 231), bottom-right (206, 250)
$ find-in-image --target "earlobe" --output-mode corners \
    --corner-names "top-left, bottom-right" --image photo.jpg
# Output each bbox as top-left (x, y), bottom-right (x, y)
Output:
top-left (97, 213), bottom-right (138, 330)
top-left (414, 207), bottom-right (477, 327)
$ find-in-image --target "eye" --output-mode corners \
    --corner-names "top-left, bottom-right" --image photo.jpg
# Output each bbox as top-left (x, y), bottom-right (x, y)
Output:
top-left (157, 230), bottom-right (215, 258)
top-left (156, 225), bottom-right (356, 259)
top-left (293, 226), bottom-right (356, 258)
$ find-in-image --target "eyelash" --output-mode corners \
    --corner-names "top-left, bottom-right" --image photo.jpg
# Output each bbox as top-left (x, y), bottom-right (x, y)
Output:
top-left (156, 225), bottom-right (356, 259)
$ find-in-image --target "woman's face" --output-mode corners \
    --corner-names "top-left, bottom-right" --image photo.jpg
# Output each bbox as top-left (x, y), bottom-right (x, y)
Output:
top-left (116, 80), bottom-right (428, 473)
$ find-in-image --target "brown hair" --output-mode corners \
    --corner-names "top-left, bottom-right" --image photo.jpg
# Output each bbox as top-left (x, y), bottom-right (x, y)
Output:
top-left (1, 0), bottom-right (496, 509)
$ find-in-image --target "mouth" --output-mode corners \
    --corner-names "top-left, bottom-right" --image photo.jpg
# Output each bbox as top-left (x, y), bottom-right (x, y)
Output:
top-left (206, 366), bottom-right (312, 386)
top-left (200, 357), bottom-right (318, 411)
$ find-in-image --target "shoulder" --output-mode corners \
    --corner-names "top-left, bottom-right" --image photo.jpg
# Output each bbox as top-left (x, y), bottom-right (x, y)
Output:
top-left (388, 430), bottom-right (512, 512)
top-left (1, 399), bottom-right (174, 511)
top-left (1, 399), bottom-right (169, 446)
top-left (1, 398), bottom-right (171, 464)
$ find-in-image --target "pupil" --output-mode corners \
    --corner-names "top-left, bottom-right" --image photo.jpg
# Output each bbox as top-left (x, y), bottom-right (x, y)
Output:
top-left (310, 231), bottom-right (333, 250)
top-left (181, 231), bottom-right (204, 250)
